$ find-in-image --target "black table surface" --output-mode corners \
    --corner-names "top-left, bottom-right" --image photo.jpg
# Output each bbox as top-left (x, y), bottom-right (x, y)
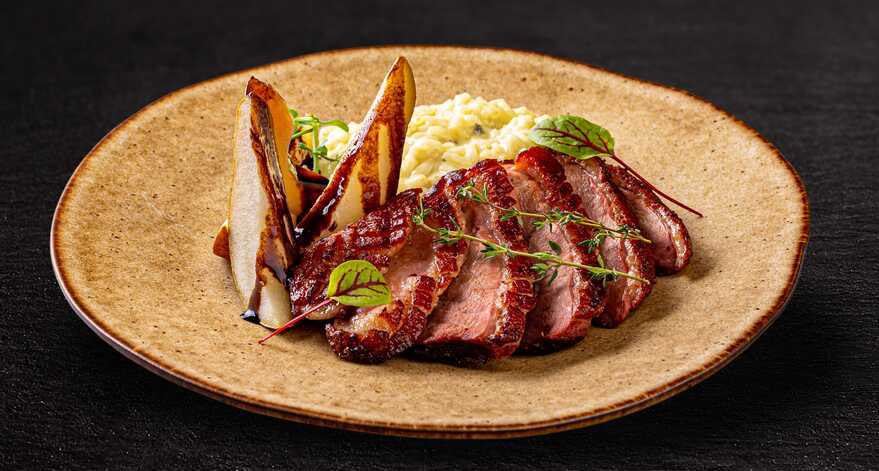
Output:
top-left (3, 1), bottom-right (877, 469)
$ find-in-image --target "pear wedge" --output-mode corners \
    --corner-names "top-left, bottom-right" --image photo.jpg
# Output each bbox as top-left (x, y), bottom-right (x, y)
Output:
top-left (227, 77), bottom-right (299, 328)
top-left (213, 129), bottom-right (326, 261)
top-left (295, 56), bottom-right (416, 246)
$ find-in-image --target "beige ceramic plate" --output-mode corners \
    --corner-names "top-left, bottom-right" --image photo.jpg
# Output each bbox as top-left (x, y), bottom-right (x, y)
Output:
top-left (51, 46), bottom-right (808, 438)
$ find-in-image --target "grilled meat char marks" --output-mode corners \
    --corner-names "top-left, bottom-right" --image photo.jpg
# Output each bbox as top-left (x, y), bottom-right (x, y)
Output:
top-left (288, 190), bottom-right (419, 321)
top-left (506, 147), bottom-right (607, 353)
top-left (325, 178), bottom-right (468, 363)
top-left (410, 160), bottom-right (536, 367)
top-left (561, 156), bottom-right (656, 328)
top-left (606, 166), bottom-right (692, 275)
top-left (288, 189), bottom-right (464, 363)
top-left (287, 148), bottom-right (692, 364)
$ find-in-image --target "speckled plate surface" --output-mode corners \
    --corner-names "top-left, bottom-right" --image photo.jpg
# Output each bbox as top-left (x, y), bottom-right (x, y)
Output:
top-left (51, 46), bottom-right (808, 438)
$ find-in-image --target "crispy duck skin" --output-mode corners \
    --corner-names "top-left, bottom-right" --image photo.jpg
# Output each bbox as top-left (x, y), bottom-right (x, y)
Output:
top-left (606, 165), bottom-right (693, 275)
top-left (560, 155), bottom-right (656, 327)
top-left (288, 189), bottom-right (420, 321)
top-left (409, 160), bottom-right (536, 367)
top-left (287, 147), bottom-right (691, 364)
top-left (324, 178), bottom-right (468, 363)
top-left (507, 147), bottom-right (607, 353)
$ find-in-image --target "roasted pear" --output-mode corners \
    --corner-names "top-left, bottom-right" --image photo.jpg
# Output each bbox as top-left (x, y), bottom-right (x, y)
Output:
top-left (295, 56), bottom-right (416, 246)
top-left (227, 78), bottom-right (300, 328)
top-left (214, 85), bottom-right (308, 262)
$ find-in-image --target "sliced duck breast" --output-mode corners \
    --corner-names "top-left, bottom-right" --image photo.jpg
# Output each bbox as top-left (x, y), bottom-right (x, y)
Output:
top-left (606, 165), bottom-right (693, 274)
top-left (506, 147), bottom-right (606, 353)
top-left (409, 160), bottom-right (536, 367)
top-left (288, 190), bottom-right (420, 321)
top-left (560, 156), bottom-right (655, 327)
top-left (289, 189), bottom-right (466, 363)
top-left (325, 177), bottom-right (468, 363)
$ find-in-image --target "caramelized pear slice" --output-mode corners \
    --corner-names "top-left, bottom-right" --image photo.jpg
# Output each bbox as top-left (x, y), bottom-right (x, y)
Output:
top-left (295, 56), bottom-right (416, 245)
top-left (227, 78), bottom-right (298, 328)
top-left (251, 79), bottom-right (304, 222)
top-left (296, 165), bottom-right (329, 210)
top-left (212, 221), bottom-right (230, 260)
top-left (214, 83), bottom-right (307, 264)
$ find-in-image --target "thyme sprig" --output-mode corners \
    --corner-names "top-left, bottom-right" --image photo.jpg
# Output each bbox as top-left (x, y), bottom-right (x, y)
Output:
top-left (288, 109), bottom-right (348, 175)
top-left (412, 197), bottom-right (647, 285)
top-left (455, 181), bottom-right (651, 244)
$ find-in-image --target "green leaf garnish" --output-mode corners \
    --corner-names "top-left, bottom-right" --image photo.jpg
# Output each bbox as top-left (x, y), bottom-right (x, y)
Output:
top-left (528, 114), bottom-right (703, 217)
top-left (257, 259), bottom-right (390, 344)
top-left (546, 268), bottom-right (560, 285)
top-left (326, 260), bottom-right (391, 307)
top-left (289, 113), bottom-right (350, 175)
top-left (529, 115), bottom-right (614, 160)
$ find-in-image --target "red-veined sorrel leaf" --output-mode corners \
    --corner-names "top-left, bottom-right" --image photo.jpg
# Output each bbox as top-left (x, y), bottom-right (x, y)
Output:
top-left (258, 259), bottom-right (389, 344)
top-left (529, 115), bottom-right (614, 160)
top-left (529, 115), bottom-right (702, 217)
top-left (326, 259), bottom-right (391, 307)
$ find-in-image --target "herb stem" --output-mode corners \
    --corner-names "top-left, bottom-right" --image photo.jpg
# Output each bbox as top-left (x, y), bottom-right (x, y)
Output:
top-left (287, 111), bottom-right (349, 176)
top-left (457, 182), bottom-right (651, 244)
top-left (507, 203), bottom-right (650, 243)
top-left (311, 122), bottom-right (321, 174)
top-left (257, 297), bottom-right (334, 345)
top-left (413, 208), bottom-right (647, 284)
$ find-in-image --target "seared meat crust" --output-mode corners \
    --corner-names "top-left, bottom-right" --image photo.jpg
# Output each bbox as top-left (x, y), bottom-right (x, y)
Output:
top-left (560, 156), bottom-right (656, 327)
top-left (509, 147), bottom-right (606, 353)
top-left (606, 165), bottom-right (692, 275)
top-left (322, 181), bottom-right (469, 363)
top-left (410, 160), bottom-right (536, 366)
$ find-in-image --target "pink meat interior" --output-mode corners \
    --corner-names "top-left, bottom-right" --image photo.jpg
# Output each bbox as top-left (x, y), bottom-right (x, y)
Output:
top-left (419, 205), bottom-right (500, 342)
top-left (507, 169), bottom-right (577, 338)
top-left (562, 159), bottom-right (630, 319)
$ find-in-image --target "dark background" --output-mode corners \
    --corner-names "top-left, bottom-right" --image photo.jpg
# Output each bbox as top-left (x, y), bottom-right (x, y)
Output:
top-left (2, 1), bottom-right (877, 469)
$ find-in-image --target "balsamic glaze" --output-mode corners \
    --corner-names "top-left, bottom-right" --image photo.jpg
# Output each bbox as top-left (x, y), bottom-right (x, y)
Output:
top-left (240, 309), bottom-right (260, 324)
top-left (242, 271), bottom-right (264, 323)
top-left (239, 82), bottom-right (298, 323)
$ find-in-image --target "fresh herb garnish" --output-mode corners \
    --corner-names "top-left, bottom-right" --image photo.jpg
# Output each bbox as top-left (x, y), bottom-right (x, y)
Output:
top-left (412, 197), bottom-right (645, 285)
top-left (325, 260), bottom-right (391, 307)
top-left (530, 115), bottom-right (615, 160)
top-left (258, 259), bottom-right (389, 344)
top-left (530, 115), bottom-right (703, 217)
top-left (455, 181), bottom-right (650, 244)
top-left (288, 108), bottom-right (349, 175)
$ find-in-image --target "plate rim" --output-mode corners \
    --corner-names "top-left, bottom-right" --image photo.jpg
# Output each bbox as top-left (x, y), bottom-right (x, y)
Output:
top-left (50, 45), bottom-right (810, 439)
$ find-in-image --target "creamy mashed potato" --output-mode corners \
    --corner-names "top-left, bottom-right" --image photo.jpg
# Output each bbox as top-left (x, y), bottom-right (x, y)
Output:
top-left (319, 93), bottom-right (547, 190)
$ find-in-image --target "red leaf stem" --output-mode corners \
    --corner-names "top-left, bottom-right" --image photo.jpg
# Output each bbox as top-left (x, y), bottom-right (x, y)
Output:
top-left (257, 297), bottom-right (334, 345)
top-left (606, 154), bottom-right (703, 217)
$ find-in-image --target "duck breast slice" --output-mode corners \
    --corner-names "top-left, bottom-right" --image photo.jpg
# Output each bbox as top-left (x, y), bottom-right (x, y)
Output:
top-left (324, 176), bottom-right (469, 363)
top-left (288, 189), bottom-right (463, 363)
top-left (606, 165), bottom-right (693, 275)
top-left (409, 160), bottom-right (536, 367)
top-left (506, 147), bottom-right (606, 353)
top-left (560, 156), bottom-right (655, 327)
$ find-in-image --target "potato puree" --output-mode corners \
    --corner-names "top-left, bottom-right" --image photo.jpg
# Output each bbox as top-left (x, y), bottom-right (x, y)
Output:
top-left (319, 93), bottom-right (548, 190)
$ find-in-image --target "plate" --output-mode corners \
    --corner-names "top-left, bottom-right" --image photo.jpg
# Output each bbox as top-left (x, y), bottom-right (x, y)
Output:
top-left (51, 46), bottom-right (808, 438)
